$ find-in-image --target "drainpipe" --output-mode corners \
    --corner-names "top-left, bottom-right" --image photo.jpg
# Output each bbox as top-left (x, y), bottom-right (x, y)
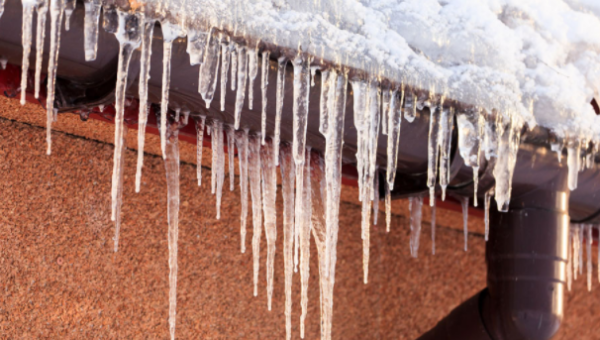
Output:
top-left (418, 157), bottom-right (569, 340)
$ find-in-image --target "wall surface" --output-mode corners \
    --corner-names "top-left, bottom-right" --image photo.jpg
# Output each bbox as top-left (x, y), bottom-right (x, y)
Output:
top-left (0, 98), bottom-right (598, 339)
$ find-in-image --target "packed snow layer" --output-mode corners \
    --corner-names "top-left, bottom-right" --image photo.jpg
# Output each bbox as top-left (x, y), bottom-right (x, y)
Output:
top-left (149, 0), bottom-right (600, 139)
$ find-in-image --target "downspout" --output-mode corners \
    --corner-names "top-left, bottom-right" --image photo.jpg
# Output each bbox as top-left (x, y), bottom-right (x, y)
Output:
top-left (418, 156), bottom-right (570, 340)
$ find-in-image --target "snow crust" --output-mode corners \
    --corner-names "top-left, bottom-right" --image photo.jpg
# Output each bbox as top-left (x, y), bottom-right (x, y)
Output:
top-left (149, 0), bottom-right (600, 139)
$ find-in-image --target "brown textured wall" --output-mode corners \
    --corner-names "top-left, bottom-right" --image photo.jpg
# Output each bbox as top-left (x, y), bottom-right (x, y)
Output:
top-left (0, 99), bottom-right (598, 339)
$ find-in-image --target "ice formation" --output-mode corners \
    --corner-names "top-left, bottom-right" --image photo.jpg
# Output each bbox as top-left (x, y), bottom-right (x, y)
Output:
top-left (10, 0), bottom-right (600, 339)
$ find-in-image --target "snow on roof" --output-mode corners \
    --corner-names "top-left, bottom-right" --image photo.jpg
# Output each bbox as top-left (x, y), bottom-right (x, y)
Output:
top-left (150, 0), bottom-right (600, 138)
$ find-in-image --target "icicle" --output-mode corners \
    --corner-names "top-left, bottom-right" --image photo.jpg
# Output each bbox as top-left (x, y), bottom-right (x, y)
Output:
top-left (409, 196), bottom-right (423, 258)
top-left (484, 187), bottom-right (494, 241)
top-left (111, 11), bottom-right (142, 252)
top-left (230, 45), bottom-right (237, 91)
top-left (431, 197), bottom-right (436, 255)
top-left (186, 29), bottom-right (208, 66)
top-left (226, 125), bottom-right (235, 191)
top-left (164, 120), bottom-right (181, 340)
top-left (112, 127), bottom-right (127, 252)
top-left (195, 116), bottom-right (206, 186)
top-left (373, 173), bottom-right (379, 226)
top-left (567, 139), bottom-right (581, 191)
top-left (574, 225), bottom-right (580, 281)
top-left (45, 0), bottom-right (67, 155)
top-left (220, 36), bottom-right (231, 111)
top-left (135, 17), bottom-right (155, 193)
top-left (235, 129), bottom-right (250, 253)
top-left (292, 53), bottom-right (311, 166)
top-left (361, 81), bottom-right (380, 284)
top-left (273, 57), bottom-right (288, 166)
top-left (247, 47), bottom-right (258, 110)
top-left (292, 53), bottom-right (311, 273)
top-left (493, 118), bottom-right (522, 212)
top-left (385, 182), bottom-right (391, 233)
top-left (279, 145), bottom-right (296, 340)
top-left (198, 31), bottom-right (220, 108)
top-left (579, 225), bottom-right (584, 276)
top-left (323, 69), bottom-right (347, 280)
top-left (381, 85), bottom-right (390, 135)
top-left (63, 0), bottom-right (75, 31)
top-left (438, 107), bottom-right (454, 200)
top-left (426, 99), bottom-right (442, 205)
top-left (299, 149), bottom-right (312, 339)
top-left (248, 135), bottom-right (263, 296)
top-left (386, 86), bottom-right (404, 190)
top-left (34, 1), bottom-right (47, 99)
top-left (319, 69), bottom-right (331, 136)
top-left (587, 224), bottom-right (592, 291)
top-left (234, 43), bottom-right (248, 129)
top-left (350, 80), bottom-right (367, 202)
top-left (261, 51), bottom-right (271, 145)
top-left (261, 141), bottom-right (277, 310)
top-left (567, 229), bottom-right (572, 291)
top-left (309, 153), bottom-right (336, 340)
top-left (457, 108), bottom-right (482, 205)
top-left (211, 120), bottom-right (225, 219)
top-left (461, 197), bottom-right (469, 251)
top-left (83, 0), bottom-right (101, 61)
top-left (159, 23), bottom-right (182, 159)
top-left (20, 0), bottom-right (35, 106)
top-left (483, 111), bottom-right (499, 160)
top-left (403, 90), bottom-right (417, 122)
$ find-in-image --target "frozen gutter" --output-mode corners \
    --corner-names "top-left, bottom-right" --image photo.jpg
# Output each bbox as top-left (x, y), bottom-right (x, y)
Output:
top-left (1, 0), bottom-right (600, 339)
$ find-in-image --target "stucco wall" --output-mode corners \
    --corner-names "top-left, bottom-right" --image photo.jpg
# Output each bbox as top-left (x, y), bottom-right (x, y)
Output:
top-left (0, 99), bottom-right (598, 339)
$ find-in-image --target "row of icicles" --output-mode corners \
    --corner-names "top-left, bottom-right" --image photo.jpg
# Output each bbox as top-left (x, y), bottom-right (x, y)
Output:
top-left (10, 2), bottom-right (599, 340)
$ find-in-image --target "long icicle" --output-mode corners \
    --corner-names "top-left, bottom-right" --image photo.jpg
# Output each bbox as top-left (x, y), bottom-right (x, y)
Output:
top-left (195, 116), bottom-right (206, 186)
top-left (587, 224), bottom-right (592, 291)
top-left (279, 144), bottom-right (295, 340)
top-left (323, 69), bottom-right (347, 280)
top-left (247, 47), bottom-right (258, 110)
top-left (461, 196), bottom-right (469, 251)
top-left (220, 35), bottom-right (231, 111)
top-left (299, 147), bottom-right (312, 339)
top-left (273, 57), bottom-right (288, 166)
top-left (431, 197), bottom-right (436, 255)
top-left (234, 43), bottom-right (248, 129)
top-left (362, 81), bottom-right (380, 284)
top-left (292, 52), bottom-right (311, 272)
top-left (198, 31), bottom-right (220, 108)
top-left (426, 98), bottom-right (443, 205)
top-left (261, 51), bottom-right (271, 144)
top-left (261, 140), bottom-right (277, 310)
top-left (235, 129), bottom-right (250, 253)
top-left (567, 228), bottom-right (572, 291)
top-left (135, 17), bottom-right (155, 193)
top-left (45, 0), bottom-right (66, 155)
top-left (212, 120), bottom-right (225, 219)
top-left (164, 119), bottom-right (181, 340)
top-left (226, 125), bottom-right (235, 191)
top-left (34, 0), bottom-right (48, 99)
top-left (159, 23), bottom-right (181, 159)
top-left (20, 0), bottom-right (35, 105)
top-left (248, 134), bottom-right (263, 296)
top-left (111, 11), bottom-right (142, 252)
top-left (387, 85), bottom-right (404, 190)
